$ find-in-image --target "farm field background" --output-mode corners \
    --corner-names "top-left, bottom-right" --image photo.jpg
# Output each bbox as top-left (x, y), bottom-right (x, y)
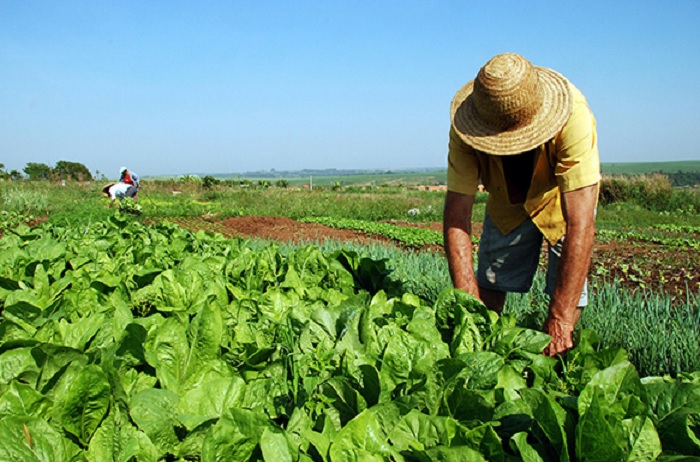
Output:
top-left (1, 165), bottom-right (699, 460)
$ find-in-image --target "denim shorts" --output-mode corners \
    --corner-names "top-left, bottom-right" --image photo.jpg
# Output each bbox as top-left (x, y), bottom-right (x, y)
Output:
top-left (476, 212), bottom-right (588, 307)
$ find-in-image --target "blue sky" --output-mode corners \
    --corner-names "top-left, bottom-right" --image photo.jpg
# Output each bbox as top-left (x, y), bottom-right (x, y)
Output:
top-left (2, 1), bottom-right (699, 177)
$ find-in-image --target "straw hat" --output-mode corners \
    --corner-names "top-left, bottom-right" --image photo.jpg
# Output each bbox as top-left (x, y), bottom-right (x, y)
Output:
top-left (451, 53), bottom-right (572, 155)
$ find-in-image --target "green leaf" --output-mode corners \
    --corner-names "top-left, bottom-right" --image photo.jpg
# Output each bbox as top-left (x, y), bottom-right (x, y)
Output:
top-left (419, 445), bottom-right (488, 461)
top-left (87, 408), bottom-right (159, 462)
top-left (576, 362), bottom-right (662, 461)
top-left (0, 381), bottom-right (52, 418)
top-left (388, 409), bottom-right (457, 452)
top-left (519, 388), bottom-right (572, 462)
top-left (260, 426), bottom-right (297, 462)
top-left (144, 308), bottom-right (225, 394)
top-left (509, 432), bottom-right (545, 462)
top-left (129, 388), bottom-right (181, 457)
top-left (0, 416), bottom-right (81, 462)
top-left (0, 347), bottom-right (39, 386)
top-left (201, 407), bottom-right (271, 461)
top-left (321, 377), bottom-right (368, 426)
top-left (54, 364), bottom-right (111, 444)
top-left (177, 375), bottom-right (246, 430)
top-left (644, 377), bottom-right (700, 455)
top-left (329, 403), bottom-right (401, 461)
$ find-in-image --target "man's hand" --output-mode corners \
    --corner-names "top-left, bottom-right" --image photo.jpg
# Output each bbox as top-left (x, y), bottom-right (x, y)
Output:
top-left (545, 183), bottom-right (598, 357)
top-left (543, 317), bottom-right (576, 357)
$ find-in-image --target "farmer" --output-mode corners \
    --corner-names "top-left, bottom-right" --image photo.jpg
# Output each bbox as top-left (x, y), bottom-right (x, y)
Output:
top-left (443, 53), bottom-right (600, 357)
top-left (119, 167), bottom-right (140, 198)
top-left (102, 182), bottom-right (138, 208)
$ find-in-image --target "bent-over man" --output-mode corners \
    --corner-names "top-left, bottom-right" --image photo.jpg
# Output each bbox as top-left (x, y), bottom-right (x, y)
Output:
top-left (443, 52), bottom-right (601, 356)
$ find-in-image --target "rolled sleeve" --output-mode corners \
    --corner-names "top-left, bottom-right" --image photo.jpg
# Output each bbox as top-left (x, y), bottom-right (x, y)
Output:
top-left (447, 126), bottom-right (480, 195)
top-left (554, 87), bottom-right (601, 192)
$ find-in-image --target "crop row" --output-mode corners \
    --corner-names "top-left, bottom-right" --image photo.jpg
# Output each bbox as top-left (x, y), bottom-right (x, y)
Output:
top-left (299, 216), bottom-right (475, 248)
top-left (596, 228), bottom-right (700, 251)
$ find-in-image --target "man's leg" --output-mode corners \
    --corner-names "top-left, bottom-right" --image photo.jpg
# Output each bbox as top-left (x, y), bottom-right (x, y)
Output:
top-left (476, 212), bottom-right (542, 313)
top-left (546, 238), bottom-right (589, 311)
top-left (545, 237), bottom-right (588, 330)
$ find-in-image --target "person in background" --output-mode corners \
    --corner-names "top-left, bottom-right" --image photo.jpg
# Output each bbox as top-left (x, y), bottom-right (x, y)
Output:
top-left (102, 182), bottom-right (138, 208)
top-left (443, 52), bottom-right (601, 357)
top-left (119, 167), bottom-right (140, 198)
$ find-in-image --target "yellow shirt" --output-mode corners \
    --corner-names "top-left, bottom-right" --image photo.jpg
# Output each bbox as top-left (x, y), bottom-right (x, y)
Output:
top-left (447, 82), bottom-right (601, 244)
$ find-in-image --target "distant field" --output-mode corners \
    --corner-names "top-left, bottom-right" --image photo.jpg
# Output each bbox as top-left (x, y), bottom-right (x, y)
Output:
top-left (270, 171), bottom-right (446, 187)
top-left (148, 160), bottom-right (700, 186)
top-left (601, 160), bottom-right (700, 175)
top-left (241, 161), bottom-right (700, 187)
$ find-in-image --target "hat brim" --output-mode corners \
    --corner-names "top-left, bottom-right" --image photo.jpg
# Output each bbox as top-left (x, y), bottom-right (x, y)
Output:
top-left (451, 67), bottom-right (572, 155)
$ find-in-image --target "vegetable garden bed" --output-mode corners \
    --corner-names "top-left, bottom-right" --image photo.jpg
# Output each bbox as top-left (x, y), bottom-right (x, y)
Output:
top-left (1, 217), bottom-right (699, 460)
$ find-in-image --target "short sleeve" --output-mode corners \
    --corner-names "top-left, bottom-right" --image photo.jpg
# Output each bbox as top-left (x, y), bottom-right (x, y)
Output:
top-left (447, 126), bottom-right (480, 195)
top-left (554, 86), bottom-right (601, 192)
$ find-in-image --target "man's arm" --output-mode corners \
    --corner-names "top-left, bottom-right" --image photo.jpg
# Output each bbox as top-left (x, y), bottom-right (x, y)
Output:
top-left (544, 183), bottom-right (598, 356)
top-left (443, 191), bottom-right (480, 298)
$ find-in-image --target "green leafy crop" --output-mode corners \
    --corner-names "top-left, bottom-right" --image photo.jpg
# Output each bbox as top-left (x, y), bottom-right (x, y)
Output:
top-left (0, 220), bottom-right (698, 460)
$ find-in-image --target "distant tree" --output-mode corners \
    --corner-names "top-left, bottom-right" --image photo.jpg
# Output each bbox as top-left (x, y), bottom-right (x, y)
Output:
top-left (0, 163), bottom-right (7, 180)
top-left (275, 179), bottom-right (289, 188)
top-left (23, 162), bottom-right (52, 180)
top-left (202, 175), bottom-right (220, 189)
top-left (9, 170), bottom-right (23, 181)
top-left (53, 160), bottom-right (93, 181)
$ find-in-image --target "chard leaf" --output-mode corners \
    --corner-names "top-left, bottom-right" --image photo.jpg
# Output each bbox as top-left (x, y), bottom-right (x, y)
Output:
top-left (129, 388), bottom-right (181, 457)
top-left (388, 409), bottom-right (458, 451)
top-left (2, 301), bottom-right (42, 335)
top-left (419, 445), bottom-right (488, 461)
top-left (177, 375), bottom-right (246, 430)
top-left (519, 388), bottom-right (572, 462)
top-left (321, 377), bottom-right (368, 426)
top-left (54, 364), bottom-right (111, 444)
top-left (260, 426), bottom-right (297, 462)
top-left (0, 381), bottom-right (52, 418)
top-left (31, 344), bottom-right (86, 394)
top-left (576, 362), bottom-right (662, 461)
top-left (643, 378), bottom-right (700, 455)
top-left (87, 408), bottom-right (159, 462)
top-left (625, 416), bottom-right (663, 461)
top-left (328, 403), bottom-right (400, 461)
top-left (577, 361), bottom-right (647, 419)
top-left (144, 304), bottom-right (224, 393)
top-left (0, 416), bottom-right (81, 462)
top-left (509, 432), bottom-right (545, 462)
top-left (144, 317), bottom-right (189, 391)
top-left (575, 390), bottom-right (626, 461)
top-left (56, 312), bottom-right (105, 350)
top-left (0, 347), bottom-right (39, 387)
top-left (201, 407), bottom-right (272, 461)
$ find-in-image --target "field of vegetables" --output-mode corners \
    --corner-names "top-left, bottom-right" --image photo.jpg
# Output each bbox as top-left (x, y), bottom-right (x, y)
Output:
top-left (1, 178), bottom-right (699, 461)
